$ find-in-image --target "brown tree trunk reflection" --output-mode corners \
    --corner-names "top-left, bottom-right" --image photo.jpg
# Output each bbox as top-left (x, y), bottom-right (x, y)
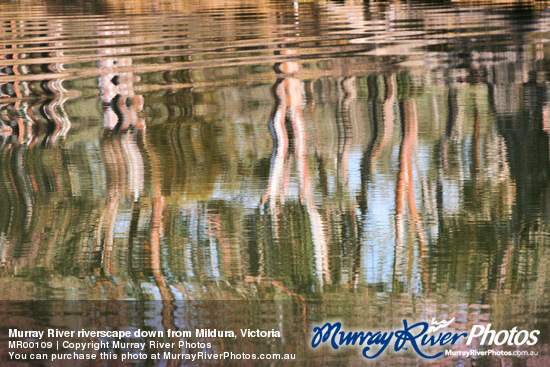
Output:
top-left (394, 98), bottom-right (428, 292)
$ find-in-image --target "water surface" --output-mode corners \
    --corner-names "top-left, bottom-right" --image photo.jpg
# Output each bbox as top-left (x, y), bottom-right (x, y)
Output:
top-left (1, 0), bottom-right (550, 365)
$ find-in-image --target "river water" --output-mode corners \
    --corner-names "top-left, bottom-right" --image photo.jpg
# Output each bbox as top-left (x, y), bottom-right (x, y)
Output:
top-left (0, 0), bottom-right (549, 365)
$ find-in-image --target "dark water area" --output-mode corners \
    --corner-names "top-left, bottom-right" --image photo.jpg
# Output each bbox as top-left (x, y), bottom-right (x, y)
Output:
top-left (1, 0), bottom-right (550, 365)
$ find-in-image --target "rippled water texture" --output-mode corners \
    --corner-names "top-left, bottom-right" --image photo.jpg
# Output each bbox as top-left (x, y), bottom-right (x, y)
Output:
top-left (1, 0), bottom-right (550, 364)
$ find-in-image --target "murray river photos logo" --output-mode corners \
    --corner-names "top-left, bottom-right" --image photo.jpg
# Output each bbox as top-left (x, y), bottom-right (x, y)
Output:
top-left (311, 319), bottom-right (540, 359)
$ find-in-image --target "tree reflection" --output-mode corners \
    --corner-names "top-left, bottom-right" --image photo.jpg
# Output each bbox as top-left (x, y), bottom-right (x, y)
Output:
top-left (0, 3), bottom-right (548, 341)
